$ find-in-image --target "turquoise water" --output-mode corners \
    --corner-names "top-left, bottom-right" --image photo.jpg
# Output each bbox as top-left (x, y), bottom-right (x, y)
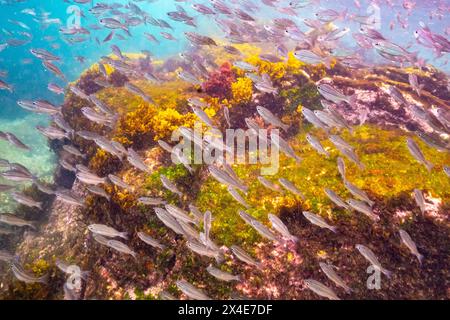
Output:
top-left (0, 0), bottom-right (448, 209)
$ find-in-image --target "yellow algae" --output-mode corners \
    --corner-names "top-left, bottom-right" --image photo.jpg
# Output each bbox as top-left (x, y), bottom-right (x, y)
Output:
top-left (231, 77), bottom-right (253, 105)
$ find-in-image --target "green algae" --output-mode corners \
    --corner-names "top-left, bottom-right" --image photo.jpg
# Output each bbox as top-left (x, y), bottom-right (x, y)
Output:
top-left (195, 125), bottom-right (450, 248)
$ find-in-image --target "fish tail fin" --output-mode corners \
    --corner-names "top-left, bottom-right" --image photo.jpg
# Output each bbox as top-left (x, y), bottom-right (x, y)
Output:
top-left (383, 269), bottom-right (393, 279)
top-left (215, 253), bottom-right (225, 265)
top-left (39, 273), bottom-right (49, 284)
top-left (330, 226), bottom-right (338, 233)
top-left (122, 27), bottom-right (131, 37)
top-left (425, 161), bottom-right (434, 172)
top-left (29, 222), bottom-right (37, 230)
top-left (417, 254), bottom-right (424, 266)
top-left (120, 232), bottom-right (128, 240)
top-left (344, 286), bottom-right (353, 294)
top-left (323, 57), bottom-right (332, 69)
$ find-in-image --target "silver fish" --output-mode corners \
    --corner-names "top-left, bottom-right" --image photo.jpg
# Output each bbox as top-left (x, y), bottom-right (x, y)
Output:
top-left (413, 189), bottom-right (426, 215)
top-left (271, 134), bottom-right (302, 163)
top-left (94, 137), bottom-right (123, 159)
top-left (82, 107), bottom-right (115, 127)
top-left (187, 241), bottom-right (223, 262)
top-left (408, 74), bottom-right (424, 96)
top-left (176, 280), bottom-right (211, 300)
top-left (87, 224), bottom-right (128, 240)
top-left (0, 214), bottom-right (36, 229)
top-left (200, 212), bottom-right (211, 245)
top-left (239, 210), bottom-right (257, 227)
top-left (154, 208), bottom-right (185, 235)
top-left (127, 148), bottom-right (151, 173)
top-left (231, 245), bottom-right (262, 269)
top-left (306, 134), bottom-right (329, 157)
top-left (324, 188), bottom-right (349, 210)
top-left (4, 132), bottom-right (30, 151)
top-left (344, 180), bottom-right (375, 206)
top-left (399, 230), bottom-right (424, 265)
top-left (347, 199), bottom-right (380, 222)
top-left (258, 176), bottom-right (283, 193)
top-left (108, 174), bottom-right (132, 191)
top-left (137, 232), bottom-right (166, 250)
top-left (125, 82), bottom-right (155, 103)
top-left (279, 178), bottom-right (305, 199)
top-left (444, 166), bottom-right (450, 177)
top-left (256, 106), bottom-right (289, 132)
top-left (160, 175), bottom-right (183, 197)
top-left (76, 171), bottom-right (106, 186)
top-left (268, 213), bottom-right (298, 242)
top-left (302, 107), bottom-right (329, 132)
top-left (11, 260), bottom-right (48, 284)
top-left (180, 220), bottom-right (201, 242)
top-left (86, 185), bottom-right (110, 200)
top-left (338, 145), bottom-right (365, 170)
top-left (317, 84), bottom-right (357, 107)
top-left (93, 234), bottom-right (110, 246)
top-left (250, 220), bottom-right (280, 242)
top-left (355, 244), bottom-right (392, 278)
top-left (191, 106), bottom-right (215, 128)
top-left (55, 190), bottom-right (85, 207)
top-left (159, 291), bottom-right (177, 300)
top-left (138, 197), bottom-right (166, 206)
top-left (89, 95), bottom-right (115, 116)
top-left (329, 135), bottom-right (354, 151)
top-left (319, 263), bottom-right (352, 293)
top-left (406, 138), bottom-right (433, 172)
top-left (63, 145), bottom-right (84, 158)
top-left (165, 204), bottom-right (198, 225)
top-left (177, 70), bottom-right (202, 86)
top-left (294, 50), bottom-right (332, 68)
top-left (303, 211), bottom-right (337, 233)
top-left (189, 204), bottom-right (204, 221)
top-left (77, 130), bottom-right (100, 141)
top-left (0, 170), bottom-right (34, 182)
top-left (304, 279), bottom-right (340, 300)
top-left (209, 165), bottom-right (248, 193)
top-left (227, 187), bottom-right (250, 208)
top-left (206, 265), bottom-right (240, 282)
top-left (106, 239), bottom-right (137, 259)
top-left (11, 192), bottom-right (42, 209)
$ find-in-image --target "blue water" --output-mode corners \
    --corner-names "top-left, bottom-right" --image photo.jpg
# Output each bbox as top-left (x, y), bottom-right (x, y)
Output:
top-left (0, 0), bottom-right (448, 207)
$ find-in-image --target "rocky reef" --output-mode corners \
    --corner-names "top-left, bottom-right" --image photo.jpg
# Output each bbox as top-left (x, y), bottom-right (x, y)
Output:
top-left (1, 45), bottom-right (449, 300)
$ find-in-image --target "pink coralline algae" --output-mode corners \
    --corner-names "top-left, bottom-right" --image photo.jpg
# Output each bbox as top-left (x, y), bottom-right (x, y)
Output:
top-left (202, 62), bottom-right (235, 99)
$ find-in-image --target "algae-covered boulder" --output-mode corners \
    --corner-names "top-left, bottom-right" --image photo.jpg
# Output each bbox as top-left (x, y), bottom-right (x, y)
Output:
top-left (2, 45), bottom-right (449, 300)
